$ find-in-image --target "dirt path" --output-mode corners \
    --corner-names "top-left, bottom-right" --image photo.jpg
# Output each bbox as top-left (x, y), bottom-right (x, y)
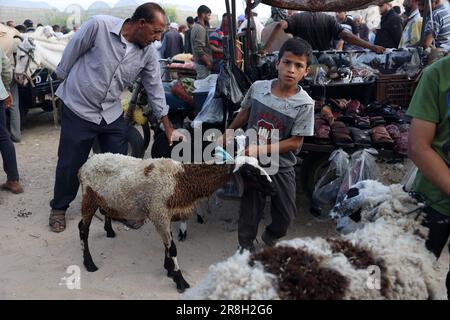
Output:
top-left (0, 111), bottom-right (447, 299)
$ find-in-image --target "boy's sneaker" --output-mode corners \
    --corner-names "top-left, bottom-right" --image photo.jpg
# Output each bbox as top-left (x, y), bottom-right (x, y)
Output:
top-left (261, 230), bottom-right (277, 247)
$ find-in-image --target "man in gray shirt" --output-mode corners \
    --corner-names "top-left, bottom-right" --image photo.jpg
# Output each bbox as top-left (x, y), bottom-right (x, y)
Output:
top-left (49, 3), bottom-right (179, 232)
top-left (191, 5), bottom-right (213, 79)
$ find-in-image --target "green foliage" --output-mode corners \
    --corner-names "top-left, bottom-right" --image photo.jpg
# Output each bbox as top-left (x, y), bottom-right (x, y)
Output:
top-left (40, 12), bottom-right (88, 28)
top-left (164, 6), bottom-right (178, 23)
top-left (41, 13), bottom-right (66, 27)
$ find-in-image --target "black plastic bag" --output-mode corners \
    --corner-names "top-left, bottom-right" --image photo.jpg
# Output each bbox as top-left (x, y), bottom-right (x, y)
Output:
top-left (255, 53), bottom-right (279, 80)
top-left (215, 61), bottom-right (251, 105)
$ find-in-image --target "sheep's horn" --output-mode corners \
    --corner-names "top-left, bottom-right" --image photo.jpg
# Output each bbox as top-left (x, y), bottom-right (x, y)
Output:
top-left (13, 35), bottom-right (24, 41)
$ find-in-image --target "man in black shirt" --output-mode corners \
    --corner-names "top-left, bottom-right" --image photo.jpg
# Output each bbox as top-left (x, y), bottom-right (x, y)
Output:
top-left (374, 3), bottom-right (404, 48)
top-left (184, 16), bottom-right (195, 54)
top-left (262, 12), bottom-right (384, 53)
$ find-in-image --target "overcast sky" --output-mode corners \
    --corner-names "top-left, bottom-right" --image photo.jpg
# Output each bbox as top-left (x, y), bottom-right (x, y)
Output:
top-left (26, 0), bottom-right (273, 18)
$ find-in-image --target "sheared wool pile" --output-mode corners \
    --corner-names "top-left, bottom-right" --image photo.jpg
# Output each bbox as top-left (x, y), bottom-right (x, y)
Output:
top-left (185, 181), bottom-right (443, 300)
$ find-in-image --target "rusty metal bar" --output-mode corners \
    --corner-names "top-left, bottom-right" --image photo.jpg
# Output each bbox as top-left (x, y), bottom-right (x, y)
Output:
top-left (261, 0), bottom-right (392, 12)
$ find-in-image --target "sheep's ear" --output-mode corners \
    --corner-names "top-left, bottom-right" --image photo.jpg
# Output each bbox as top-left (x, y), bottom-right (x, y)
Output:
top-left (346, 187), bottom-right (360, 199)
top-left (234, 156), bottom-right (272, 183)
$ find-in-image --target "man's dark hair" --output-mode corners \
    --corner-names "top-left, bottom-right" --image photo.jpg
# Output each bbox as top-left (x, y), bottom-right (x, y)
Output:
top-left (23, 19), bottom-right (33, 28)
top-left (37, 23), bottom-right (43, 27)
top-left (197, 5), bottom-right (211, 16)
top-left (278, 37), bottom-right (313, 66)
top-left (393, 5), bottom-right (401, 14)
top-left (15, 25), bottom-right (26, 33)
top-left (186, 16), bottom-right (194, 25)
top-left (131, 2), bottom-right (165, 23)
top-left (52, 24), bottom-right (60, 31)
top-left (61, 26), bottom-right (69, 34)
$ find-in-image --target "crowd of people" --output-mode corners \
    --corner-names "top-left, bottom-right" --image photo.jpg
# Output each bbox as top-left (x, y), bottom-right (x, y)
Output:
top-left (148, 0), bottom-right (450, 80)
top-left (0, 0), bottom-right (449, 299)
top-left (3, 19), bottom-right (76, 37)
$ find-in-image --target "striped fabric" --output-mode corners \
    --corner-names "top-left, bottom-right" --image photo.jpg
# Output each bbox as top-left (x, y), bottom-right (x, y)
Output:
top-left (209, 30), bottom-right (224, 60)
top-left (424, 4), bottom-right (450, 51)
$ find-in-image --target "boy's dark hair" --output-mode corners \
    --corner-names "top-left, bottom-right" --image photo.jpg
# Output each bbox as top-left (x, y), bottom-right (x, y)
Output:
top-left (197, 5), bottom-right (212, 16)
top-left (186, 16), bottom-right (194, 25)
top-left (278, 37), bottom-right (313, 66)
top-left (131, 2), bottom-right (165, 23)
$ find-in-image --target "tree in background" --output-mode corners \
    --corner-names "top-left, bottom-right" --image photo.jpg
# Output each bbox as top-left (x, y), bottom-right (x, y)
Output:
top-left (164, 6), bottom-right (177, 23)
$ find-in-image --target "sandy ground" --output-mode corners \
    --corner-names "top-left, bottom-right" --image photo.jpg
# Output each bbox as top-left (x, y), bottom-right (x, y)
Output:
top-left (0, 110), bottom-right (448, 300)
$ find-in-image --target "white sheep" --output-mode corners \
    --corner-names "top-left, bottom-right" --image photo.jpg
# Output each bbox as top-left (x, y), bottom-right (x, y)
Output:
top-left (77, 153), bottom-right (273, 293)
top-left (184, 180), bottom-right (443, 299)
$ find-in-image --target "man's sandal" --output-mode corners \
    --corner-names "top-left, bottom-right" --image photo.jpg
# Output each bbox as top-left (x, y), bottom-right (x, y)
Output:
top-left (49, 211), bottom-right (66, 233)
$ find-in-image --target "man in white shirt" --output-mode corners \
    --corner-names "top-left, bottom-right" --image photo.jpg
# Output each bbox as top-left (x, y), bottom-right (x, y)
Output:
top-left (399, 0), bottom-right (423, 48)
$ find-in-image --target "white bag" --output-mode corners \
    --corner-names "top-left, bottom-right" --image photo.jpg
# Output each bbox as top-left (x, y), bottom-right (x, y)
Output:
top-left (401, 160), bottom-right (418, 192)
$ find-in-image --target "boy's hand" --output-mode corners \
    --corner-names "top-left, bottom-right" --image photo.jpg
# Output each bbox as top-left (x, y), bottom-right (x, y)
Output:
top-left (216, 134), bottom-right (226, 147)
top-left (245, 144), bottom-right (259, 157)
top-left (216, 129), bottom-right (235, 147)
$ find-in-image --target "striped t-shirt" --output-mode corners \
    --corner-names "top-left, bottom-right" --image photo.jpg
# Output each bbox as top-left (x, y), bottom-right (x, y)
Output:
top-left (209, 30), bottom-right (224, 60)
top-left (424, 4), bottom-right (450, 51)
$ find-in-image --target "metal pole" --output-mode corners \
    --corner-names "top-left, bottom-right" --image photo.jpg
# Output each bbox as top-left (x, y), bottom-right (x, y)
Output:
top-left (225, 0), bottom-right (235, 63)
top-left (245, 0), bottom-right (252, 72)
top-left (428, 0), bottom-right (434, 31)
top-left (419, 0), bottom-right (432, 44)
top-left (231, 0), bottom-right (237, 64)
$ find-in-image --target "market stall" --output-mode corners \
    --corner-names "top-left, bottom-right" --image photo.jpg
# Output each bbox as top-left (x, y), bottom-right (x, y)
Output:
top-left (220, 0), bottom-right (426, 198)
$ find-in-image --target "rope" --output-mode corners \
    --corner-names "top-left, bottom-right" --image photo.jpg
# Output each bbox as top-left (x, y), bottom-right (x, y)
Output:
top-left (48, 71), bottom-right (59, 128)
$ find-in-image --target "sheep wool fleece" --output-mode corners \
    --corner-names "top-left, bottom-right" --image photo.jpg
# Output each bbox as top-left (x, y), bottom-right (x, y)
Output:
top-left (79, 153), bottom-right (184, 221)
